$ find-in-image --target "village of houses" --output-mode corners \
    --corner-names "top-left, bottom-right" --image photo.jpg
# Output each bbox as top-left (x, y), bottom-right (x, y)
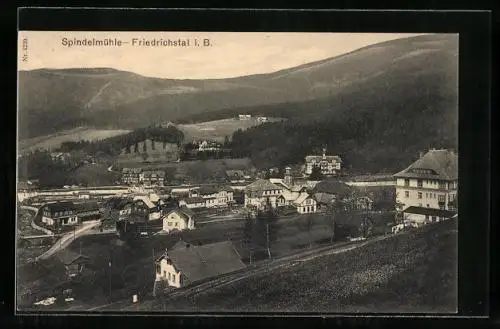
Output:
top-left (17, 136), bottom-right (458, 309)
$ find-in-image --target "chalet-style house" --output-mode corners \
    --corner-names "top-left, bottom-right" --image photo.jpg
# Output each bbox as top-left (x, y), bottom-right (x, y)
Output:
top-left (121, 168), bottom-right (165, 186)
top-left (42, 201), bottom-right (78, 226)
top-left (304, 148), bottom-right (342, 176)
top-left (162, 208), bottom-right (196, 233)
top-left (182, 186), bottom-right (234, 209)
top-left (394, 149), bottom-right (458, 213)
top-left (56, 251), bottom-right (92, 279)
top-left (402, 206), bottom-right (457, 227)
top-left (75, 201), bottom-right (102, 222)
top-left (132, 195), bottom-right (162, 220)
top-left (269, 167), bottom-right (318, 214)
top-left (244, 179), bottom-right (284, 210)
top-left (113, 194), bottom-right (162, 221)
top-left (155, 241), bottom-right (245, 288)
top-left (41, 201), bottom-right (103, 226)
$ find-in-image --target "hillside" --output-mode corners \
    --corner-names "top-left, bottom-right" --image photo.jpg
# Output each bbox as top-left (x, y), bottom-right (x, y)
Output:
top-left (161, 219), bottom-right (458, 313)
top-left (18, 34), bottom-right (457, 140)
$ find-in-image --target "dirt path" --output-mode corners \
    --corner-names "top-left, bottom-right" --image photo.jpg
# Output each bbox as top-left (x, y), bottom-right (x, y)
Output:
top-left (36, 220), bottom-right (101, 261)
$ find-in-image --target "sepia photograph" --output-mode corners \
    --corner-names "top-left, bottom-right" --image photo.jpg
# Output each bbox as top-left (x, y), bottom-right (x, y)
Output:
top-left (16, 31), bottom-right (459, 314)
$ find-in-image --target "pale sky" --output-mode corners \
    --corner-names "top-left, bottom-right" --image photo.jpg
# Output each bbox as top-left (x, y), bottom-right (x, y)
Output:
top-left (18, 31), bottom-right (427, 79)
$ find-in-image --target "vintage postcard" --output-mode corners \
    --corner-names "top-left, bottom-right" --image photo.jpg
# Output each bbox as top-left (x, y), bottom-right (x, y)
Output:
top-left (16, 31), bottom-right (458, 313)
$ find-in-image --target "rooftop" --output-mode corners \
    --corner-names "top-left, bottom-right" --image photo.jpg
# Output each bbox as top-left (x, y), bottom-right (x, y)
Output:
top-left (158, 241), bottom-right (245, 284)
top-left (394, 149), bottom-right (458, 180)
top-left (245, 179), bottom-right (282, 192)
top-left (404, 206), bottom-right (456, 218)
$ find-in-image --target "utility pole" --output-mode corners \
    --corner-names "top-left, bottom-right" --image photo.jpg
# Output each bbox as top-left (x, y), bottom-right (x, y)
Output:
top-left (266, 223), bottom-right (271, 260)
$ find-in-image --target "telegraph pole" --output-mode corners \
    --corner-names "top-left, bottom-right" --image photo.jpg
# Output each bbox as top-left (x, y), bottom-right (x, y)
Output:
top-left (266, 223), bottom-right (271, 260)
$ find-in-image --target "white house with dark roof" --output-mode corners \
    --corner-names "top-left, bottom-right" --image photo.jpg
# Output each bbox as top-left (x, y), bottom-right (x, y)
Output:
top-left (244, 179), bottom-right (284, 210)
top-left (187, 186), bottom-right (234, 208)
top-left (162, 208), bottom-right (196, 233)
top-left (304, 148), bottom-right (342, 176)
top-left (394, 149), bottom-right (458, 212)
top-left (270, 167), bottom-right (318, 214)
top-left (155, 241), bottom-right (245, 288)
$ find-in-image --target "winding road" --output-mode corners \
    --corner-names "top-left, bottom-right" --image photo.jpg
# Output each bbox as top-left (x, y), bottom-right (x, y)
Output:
top-left (35, 220), bottom-right (102, 261)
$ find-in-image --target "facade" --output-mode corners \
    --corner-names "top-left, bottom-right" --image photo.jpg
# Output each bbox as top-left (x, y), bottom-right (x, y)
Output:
top-left (394, 149), bottom-right (458, 212)
top-left (304, 148), bottom-right (342, 176)
top-left (244, 179), bottom-right (283, 210)
top-left (75, 201), bottom-right (102, 222)
top-left (188, 186), bottom-right (234, 208)
top-left (41, 201), bottom-right (78, 226)
top-left (238, 114), bottom-right (252, 120)
top-left (121, 168), bottom-right (165, 186)
top-left (294, 193), bottom-right (318, 214)
top-left (162, 208), bottom-right (196, 233)
top-left (271, 168), bottom-right (318, 214)
top-left (179, 197), bottom-right (206, 209)
top-left (197, 140), bottom-right (222, 152)
top-left (140, 170), bottom-right (166, 186)
top-left (155, 241), bottom-right (245, 288)
top-left (132, 195), bottom-right (162, 220)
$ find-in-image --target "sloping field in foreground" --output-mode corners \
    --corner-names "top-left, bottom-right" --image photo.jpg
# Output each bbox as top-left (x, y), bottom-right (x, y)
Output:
top-left (166, 219), bottom-right (458, 313)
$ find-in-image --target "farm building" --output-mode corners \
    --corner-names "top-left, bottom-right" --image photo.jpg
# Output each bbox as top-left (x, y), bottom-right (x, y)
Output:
top-left (155, 241), bottom-right (245, 288)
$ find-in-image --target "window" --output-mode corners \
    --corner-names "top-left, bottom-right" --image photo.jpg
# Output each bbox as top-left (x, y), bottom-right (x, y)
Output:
top-left (163, 271), bottom-right (167, 278)
top-left (168, 272), bottom-right (171, 280)
top-left (438, 195), bottom-right (446, 202)
top-left (175, 223), bottom-right (178, 227)
top-left (418, 192), bottom-right (422, 199)
top-left (417, 180), bottom-right (423, 188)
top-left (405, 191), bottom-right (409, 198)
top-left (427, 204), bottom-right (430, 207)
top-left (172, 274), bottom-right (176, 282)
top-left (167, 222), bottom-right (172, 226)
top-left (404, 179), bottom-right (410, 187)
top-left (439, 181), bottom-right (446, 189)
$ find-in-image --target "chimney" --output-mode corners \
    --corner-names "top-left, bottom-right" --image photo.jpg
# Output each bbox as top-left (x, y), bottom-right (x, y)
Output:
top-left (322, 148), bottom-right (327, 158)
top-left (419, 151), bottom-right (424, 159)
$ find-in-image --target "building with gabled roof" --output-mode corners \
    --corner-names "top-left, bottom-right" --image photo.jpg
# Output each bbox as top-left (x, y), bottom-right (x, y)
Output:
top-left (155, 241), bottom-right (245, 288)
top-left (188, 185), bottom-right (234, 208)
top-left (394, 149), bottom-right (458, 213)
top-left (304, 148), bottom-right (342, 176)
top-left (244, 179), bottom-right (283, 210)
top-left (162, 207), bottom-right (196, 233)
top-left (403, 206), bottom-right (457, 226)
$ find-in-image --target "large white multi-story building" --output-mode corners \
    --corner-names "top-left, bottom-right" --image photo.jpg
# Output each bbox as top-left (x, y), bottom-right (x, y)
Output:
top-left (304, 148), bottom-right (342, 176)
top-left (394, 149), bottom-right (458, 214)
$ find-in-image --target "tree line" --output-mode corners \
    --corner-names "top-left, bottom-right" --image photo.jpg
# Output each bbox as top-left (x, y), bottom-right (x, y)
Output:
top-left (57, 126), bottom-right (185, 156)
